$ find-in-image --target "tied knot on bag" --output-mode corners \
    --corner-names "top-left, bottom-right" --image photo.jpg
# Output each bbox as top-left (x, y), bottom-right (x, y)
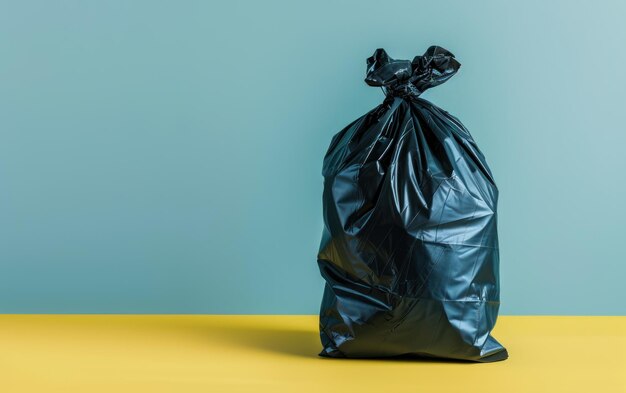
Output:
top-left (364, 46), bottom-right (461, 98)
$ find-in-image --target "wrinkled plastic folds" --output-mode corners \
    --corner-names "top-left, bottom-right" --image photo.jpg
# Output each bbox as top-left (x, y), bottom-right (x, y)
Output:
top-left (317, 46), bottom-right (508, 362)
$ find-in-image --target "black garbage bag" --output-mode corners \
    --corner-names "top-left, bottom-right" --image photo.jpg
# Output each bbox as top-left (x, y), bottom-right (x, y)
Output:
top-left (317, 46), bottom-right (508, 362)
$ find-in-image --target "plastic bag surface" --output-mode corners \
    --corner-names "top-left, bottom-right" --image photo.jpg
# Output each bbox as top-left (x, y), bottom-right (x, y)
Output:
top-left (317, 46), bottom-right (508, 362)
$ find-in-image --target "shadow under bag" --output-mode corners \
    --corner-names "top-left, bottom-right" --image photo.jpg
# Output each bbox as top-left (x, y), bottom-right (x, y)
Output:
top-left (317, 46), bottom-right (508, 362)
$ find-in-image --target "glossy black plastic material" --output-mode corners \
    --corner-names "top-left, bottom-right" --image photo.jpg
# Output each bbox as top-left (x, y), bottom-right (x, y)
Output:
top-left (317, 46), bottom-right (507, 362)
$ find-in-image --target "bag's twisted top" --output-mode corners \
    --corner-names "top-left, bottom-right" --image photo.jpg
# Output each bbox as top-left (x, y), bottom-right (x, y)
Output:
top-left (365, 46), bottom-right (461, 98)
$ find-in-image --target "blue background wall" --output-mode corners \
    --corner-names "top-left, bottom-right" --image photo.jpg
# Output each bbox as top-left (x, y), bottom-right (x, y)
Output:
top-left (1, 0), bottom-right (625, 314)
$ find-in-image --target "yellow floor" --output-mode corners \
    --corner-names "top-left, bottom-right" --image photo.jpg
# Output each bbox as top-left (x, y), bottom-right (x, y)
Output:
top-left (1, 315), bottom-right (625, 392)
